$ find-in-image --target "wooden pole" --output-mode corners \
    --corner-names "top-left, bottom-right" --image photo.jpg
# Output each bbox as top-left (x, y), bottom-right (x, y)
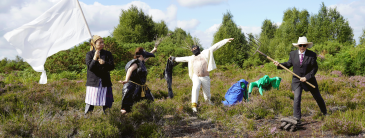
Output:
top-left (265, 56), bottom-right (316, 88)
top-left (76, 0), bottom-right (92, 38)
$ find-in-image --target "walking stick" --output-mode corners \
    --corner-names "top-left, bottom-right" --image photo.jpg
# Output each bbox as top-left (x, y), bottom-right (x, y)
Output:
top-left (247, 34), bottom-right (316, 88)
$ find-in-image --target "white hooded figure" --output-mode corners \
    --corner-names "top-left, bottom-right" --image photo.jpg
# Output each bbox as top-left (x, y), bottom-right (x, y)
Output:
top-left (171, 38), bottom-right (234, 112)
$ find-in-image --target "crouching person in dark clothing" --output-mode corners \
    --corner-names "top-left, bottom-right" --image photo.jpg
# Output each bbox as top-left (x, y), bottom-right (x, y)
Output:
top-left (118, 47), bottom-right (157, 114)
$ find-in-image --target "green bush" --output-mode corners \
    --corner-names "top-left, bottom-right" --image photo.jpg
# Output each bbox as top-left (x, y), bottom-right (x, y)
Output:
top-left (323, 117), bottom-right (362, 135)
top-left (317, 46), bottom-right (365, 76)
top-left (79, 117), bottom-right (119, 137)
top-left (135, 122), bottom-right (162, 138)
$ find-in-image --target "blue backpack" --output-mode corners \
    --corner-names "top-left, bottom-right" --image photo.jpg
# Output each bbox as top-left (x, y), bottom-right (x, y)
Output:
top-left (222, 79), bottom-right (249, 106)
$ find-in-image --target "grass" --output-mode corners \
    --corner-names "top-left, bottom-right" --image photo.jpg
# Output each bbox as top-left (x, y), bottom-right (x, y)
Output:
top-left (0, 62), bottom-right (364, 137)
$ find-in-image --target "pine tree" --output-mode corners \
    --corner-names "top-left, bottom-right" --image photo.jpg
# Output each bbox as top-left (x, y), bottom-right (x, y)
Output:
top-left (260, 19), bottom-right (277, 39)
top-left (113, 5), bottom-right (156, 44)
top-left (212, 11), bottom-right (248, 67)
top-left (270, 7), bottom-right (309, 58)
top-left (307, 2), bottom-right (354, 44)
top-left (154, 21), bottom-right (169, 37)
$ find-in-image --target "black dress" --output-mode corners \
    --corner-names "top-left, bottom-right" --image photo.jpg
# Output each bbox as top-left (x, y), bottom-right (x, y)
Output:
top-left (121, 59), bottom-right (154, 112)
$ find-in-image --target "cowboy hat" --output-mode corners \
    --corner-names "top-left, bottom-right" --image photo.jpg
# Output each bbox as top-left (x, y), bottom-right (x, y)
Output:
top-left (292, 36), bottom-right (313, 48)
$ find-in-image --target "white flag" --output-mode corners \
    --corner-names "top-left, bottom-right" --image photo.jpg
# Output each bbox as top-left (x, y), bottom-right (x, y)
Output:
top-left (3, 0), bottom-right (91, 84)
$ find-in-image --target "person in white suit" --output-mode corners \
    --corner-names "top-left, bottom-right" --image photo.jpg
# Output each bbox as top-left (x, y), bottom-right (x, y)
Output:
top-left (170, 38), bottom-right (234, 112)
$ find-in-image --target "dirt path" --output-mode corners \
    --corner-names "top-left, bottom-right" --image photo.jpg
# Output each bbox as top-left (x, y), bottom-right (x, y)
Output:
top-left (163, 116), bottom-right (225, 137)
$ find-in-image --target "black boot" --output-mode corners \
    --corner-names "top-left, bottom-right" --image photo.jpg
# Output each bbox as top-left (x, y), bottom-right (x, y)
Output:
top-left (84, 104), bottom-right (94, 115)
top-left (102, 106), bottom-right (108, 115)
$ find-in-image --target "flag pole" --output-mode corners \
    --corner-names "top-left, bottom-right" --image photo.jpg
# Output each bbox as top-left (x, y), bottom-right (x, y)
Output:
top-left (76, 0), bottom-right (92, 38)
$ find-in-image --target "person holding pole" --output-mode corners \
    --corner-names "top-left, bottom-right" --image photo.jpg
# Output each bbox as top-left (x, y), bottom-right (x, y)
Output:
top-left (273, 36), bottom-right (327, 123)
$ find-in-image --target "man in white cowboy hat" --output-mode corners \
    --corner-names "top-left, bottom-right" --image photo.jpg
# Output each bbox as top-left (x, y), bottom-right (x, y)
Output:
top-left (273, 36), bottom-right (328, 123)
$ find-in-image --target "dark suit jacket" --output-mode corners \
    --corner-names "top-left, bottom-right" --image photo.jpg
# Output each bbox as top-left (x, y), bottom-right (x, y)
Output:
top-left (85, 49), bottom-right (115, 87)
top-left (278, 50), bottom-right (318, 91)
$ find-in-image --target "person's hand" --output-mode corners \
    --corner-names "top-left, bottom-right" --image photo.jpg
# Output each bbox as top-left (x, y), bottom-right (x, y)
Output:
top-left (94, 50), bottom-right (100, 60)
top-left (153, 47), bottom-right (157, 52)
top-left (169, 56), bottom-right (175, 61)
top-left (273, 61), bottom-right (279, 66)
top-left (300, 77), bottom-right (307, 82)
top-left (118, 80), bottom-right (128, 84)
top-left (98, 59), bottom-right (105, 64)
top-left (227, 38), bottom-right (234, 42)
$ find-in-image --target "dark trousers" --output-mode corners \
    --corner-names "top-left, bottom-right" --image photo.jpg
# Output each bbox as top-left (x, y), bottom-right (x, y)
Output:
top-left (84, 104), bottom-right (108, 114)
top-left (293, 86), bottom-right (327, 119)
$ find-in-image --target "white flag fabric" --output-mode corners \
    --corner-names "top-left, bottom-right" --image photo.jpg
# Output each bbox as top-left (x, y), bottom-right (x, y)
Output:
top-left (3, 0), bottom-right (91, 84)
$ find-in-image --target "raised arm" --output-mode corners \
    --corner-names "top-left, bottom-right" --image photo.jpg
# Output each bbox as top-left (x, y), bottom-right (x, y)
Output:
top-left (174, 56), bottom-right (190, 62)
top-left (144, 47), bottom-right (157, 62)
top-left (208, 38), bottom-right (234, 52)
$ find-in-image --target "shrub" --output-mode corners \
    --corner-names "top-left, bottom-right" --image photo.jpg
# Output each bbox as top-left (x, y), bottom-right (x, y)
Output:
top-left (323, 117), bottom-right (362, 135)
top-left (79, 117), bottom-right (119, 137)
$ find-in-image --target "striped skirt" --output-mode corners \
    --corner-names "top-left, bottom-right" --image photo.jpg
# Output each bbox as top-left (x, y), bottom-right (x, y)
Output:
top-left (85, 79), bottom-right (114, 107)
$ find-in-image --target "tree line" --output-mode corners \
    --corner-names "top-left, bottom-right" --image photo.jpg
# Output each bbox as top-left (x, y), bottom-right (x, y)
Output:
top-left (1, 2), bottom-right (365, 76)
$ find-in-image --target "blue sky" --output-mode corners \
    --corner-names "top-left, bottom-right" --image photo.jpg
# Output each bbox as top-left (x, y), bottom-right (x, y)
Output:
top-left (1, 0), bottom-right (364, 59)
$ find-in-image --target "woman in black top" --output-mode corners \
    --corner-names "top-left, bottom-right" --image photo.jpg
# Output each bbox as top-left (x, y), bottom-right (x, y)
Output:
top-left (118, 47), bottom-right (157, 114)
top-left (85, 35), bottom-right (114, 115)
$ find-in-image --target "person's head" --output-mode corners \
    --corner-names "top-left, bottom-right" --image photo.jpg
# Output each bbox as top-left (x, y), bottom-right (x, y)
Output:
top-left (134, 47), bottom-right (155, 60)
top-left (292, 36), bottom-right (313, 53)
top-left (298, 44), bottom-right (307, 53)
top-left (90, 35), bottom-right (104, 51)
top-left (191, 45), bottom-right (200, 56)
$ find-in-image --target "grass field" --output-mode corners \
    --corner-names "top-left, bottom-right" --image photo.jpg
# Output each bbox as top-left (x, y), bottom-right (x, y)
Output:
top-left (0, 62), bottom-right (364, 137)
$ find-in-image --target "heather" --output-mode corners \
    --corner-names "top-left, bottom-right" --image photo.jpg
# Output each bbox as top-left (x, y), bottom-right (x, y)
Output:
top-left (1, 61), bottom-right (365, 137)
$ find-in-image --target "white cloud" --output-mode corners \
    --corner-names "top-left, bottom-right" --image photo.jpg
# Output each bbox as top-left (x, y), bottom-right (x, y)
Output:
top-left (177, 0), bottom-right (226, 8)
top-left (0, 0), bottom-right (185, 59)
top-left (275, 22), bottom-right (282, 27)
top-left (191, 24), bottom-right (221, 49)
top-left (330, 0), bottom-right (365, 44)
top-left (177, 19), bottom-right (200, 31)
top-left (0, 0), bottom-right (40, 13)
top-left (239, 26), bottom-right (261, 36)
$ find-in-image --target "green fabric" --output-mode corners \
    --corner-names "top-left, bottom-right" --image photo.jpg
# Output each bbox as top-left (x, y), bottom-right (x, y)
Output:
top-left (241, 82), bottom-right (246, 89)
top-left (241, 82), bottom-right (249, 102)
top-left (248, 75), bottom-right (282, 95)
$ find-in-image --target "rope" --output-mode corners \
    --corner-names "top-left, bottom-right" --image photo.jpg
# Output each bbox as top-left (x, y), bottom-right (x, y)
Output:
top-left (129, 81), bottom-right (148, 97)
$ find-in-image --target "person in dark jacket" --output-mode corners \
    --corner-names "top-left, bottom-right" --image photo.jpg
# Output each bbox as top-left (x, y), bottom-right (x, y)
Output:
top-left (85, 35), bottom-right (115, 115)
top-left (273, 36), bottom-right (327, 122)
top-left (118, 47), bottom-right (157, 114)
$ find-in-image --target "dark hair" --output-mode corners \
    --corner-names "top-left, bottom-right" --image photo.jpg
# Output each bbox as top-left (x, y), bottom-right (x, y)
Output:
top-left (134, 47), bottom-right (144, 59)
top-left (191, 45), bottom-right (199, 49)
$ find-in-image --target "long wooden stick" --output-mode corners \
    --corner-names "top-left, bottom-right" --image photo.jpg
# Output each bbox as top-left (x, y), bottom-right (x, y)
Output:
top-left (258, 51), bottom-right (316, 88)
top-left (76, 0), bottom-right (92, 38)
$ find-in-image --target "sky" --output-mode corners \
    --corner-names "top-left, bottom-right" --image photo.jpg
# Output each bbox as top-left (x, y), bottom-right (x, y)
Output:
top-left (1, 0), bottom-right (364, 60)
